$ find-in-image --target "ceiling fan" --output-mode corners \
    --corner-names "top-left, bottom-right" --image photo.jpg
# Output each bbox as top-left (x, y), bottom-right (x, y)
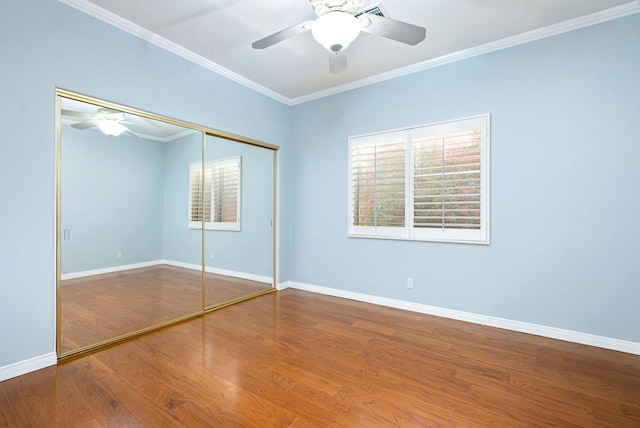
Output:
top-left (252, 0), bottom-right (426, 73)
top-left (62, 108), bottom-right (137, 137)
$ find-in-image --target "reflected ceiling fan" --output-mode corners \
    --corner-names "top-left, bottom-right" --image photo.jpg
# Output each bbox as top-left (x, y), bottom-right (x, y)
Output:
top-left (252, 0), bottom-right (426, 73)
top-left (62, 108), bottom-right (137, 137)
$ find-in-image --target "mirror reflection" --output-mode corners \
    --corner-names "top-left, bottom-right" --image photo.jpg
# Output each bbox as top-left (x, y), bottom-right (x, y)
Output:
top-left (59, 97), bottom-right (204, 355)
top-left (204, 136), bottom-right (275, 308)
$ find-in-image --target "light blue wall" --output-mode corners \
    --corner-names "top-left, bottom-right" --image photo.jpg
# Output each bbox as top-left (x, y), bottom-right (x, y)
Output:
top-left (1, 0), bottom-right (638, 371)
top-left (62, 126), bottom-right (273, 278)
top-left (289, 14), bottom-right (640, 343)
top-left (0, 0), bottom-right (290, 367)
top-left (162, 134), bottom-right (275, 278)
top-left (161, 132), bottom-right (203, 266)
top-left (204, 137), bottom-right (275, 278)
top-left (60, 126), bottom-right (165, 273)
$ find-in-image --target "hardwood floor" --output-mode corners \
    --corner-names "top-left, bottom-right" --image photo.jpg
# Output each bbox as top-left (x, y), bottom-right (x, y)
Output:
top-left (4, 289), bottom-right (640, 427)
top-left (61, 264), bottom-right (270, 353)
top-left (205, 271), bottom-right (271, 307)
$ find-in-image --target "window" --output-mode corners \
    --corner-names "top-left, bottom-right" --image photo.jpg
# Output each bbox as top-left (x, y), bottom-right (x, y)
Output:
top-left (189, 156), bottom-right (241, 231)
top-left (349, 115), bottom-right (489, 244)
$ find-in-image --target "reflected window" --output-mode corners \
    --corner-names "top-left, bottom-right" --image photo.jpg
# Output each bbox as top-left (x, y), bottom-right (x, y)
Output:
top-left (189, 156), bottom-right (241, 231)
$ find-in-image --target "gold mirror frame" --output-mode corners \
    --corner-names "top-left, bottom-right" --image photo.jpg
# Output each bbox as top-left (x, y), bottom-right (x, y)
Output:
top-left (55, 89), bottom-right (278, 361)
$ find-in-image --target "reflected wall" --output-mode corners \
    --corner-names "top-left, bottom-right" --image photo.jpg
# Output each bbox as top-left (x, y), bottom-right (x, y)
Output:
top-left (60, 125), bottom-right (166, 275)
top-left (204, 136), bottom-right (275, 308)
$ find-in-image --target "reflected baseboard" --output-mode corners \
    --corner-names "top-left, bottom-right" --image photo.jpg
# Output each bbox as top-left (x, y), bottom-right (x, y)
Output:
top-left (61, 260), bottom-right (164, 280)
top-left (61, 259), bottom-right (273, 284)
top-left (161, 259), bottom-right (273, 284)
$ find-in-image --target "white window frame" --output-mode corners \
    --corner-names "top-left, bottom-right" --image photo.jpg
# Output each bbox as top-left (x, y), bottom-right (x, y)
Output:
top-left (189, 156), bottom-right (241, 231)
top-left (348, 114), bottom-right (490, 245)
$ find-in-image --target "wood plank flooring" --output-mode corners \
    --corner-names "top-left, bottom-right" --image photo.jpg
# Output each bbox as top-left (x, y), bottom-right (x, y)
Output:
top-left (204, 271), bottom-right (271, 307)
top-left (61, 264), bottom-right (270, 353)
top-left (4, 289), bottom-right (640, 427)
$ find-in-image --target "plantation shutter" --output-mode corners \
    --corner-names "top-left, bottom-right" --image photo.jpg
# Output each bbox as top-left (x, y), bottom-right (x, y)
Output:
top-left (348, 115), bottom-right (488, 244)
top-left (189, 156), bottom-right (241, 230)
top-left (203, 167), bottom-right (212, 223)
top-left (413, 128), bottom-right (482, 230)
top-left (351, 141), bottom-right (406, 228)
top-left (212, 159), bottom-right (240, 224)
top-left (189, 164), bottom-right (211, 223)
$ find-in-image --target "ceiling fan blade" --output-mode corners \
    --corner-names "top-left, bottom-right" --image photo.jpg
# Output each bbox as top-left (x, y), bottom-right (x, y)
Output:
top-left (97, 107), bottom-right (123, 115)
top-left (70, 121), bottom-right (96, 130)
top-left (123, 123), bottom-right (153, 134)
top-left (62, 109), bottom-right (94, 119)
top-left (140, 116), bottom-right (170, 130)
top-left (360, 14), bottom-right (426, 46)
top-left (329, 52), bottom-right (347, 74)
top-left (123, 127), bottom-right (139, 138)
top-left (252, 21), bottom-right (313, 49)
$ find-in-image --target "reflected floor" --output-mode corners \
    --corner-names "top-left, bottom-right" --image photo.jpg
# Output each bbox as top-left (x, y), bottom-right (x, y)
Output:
top-left (60, 264), bottom-right (270, 354)
top-left (205, 271), bottom-right (271, 308)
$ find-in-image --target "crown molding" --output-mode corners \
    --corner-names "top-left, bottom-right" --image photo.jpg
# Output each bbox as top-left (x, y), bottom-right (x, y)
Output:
top-left (58, 0), bottom-right (640, 106)
top-left (289, 1), bottom-right (640, 104)
top-left (57, 0), bottom-right (291, 105)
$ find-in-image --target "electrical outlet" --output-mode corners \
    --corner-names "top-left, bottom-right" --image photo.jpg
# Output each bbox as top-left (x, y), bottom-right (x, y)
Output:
top-left (210, 252), bottom-right (214, 259)
top-left (407, 278), bottom-right (414, 289)
top-left (116, 251), bottom-right (122, 259)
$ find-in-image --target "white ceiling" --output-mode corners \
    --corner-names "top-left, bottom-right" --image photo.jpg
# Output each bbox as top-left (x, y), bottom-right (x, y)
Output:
top-left (62, 0), bottom-right (639, 104)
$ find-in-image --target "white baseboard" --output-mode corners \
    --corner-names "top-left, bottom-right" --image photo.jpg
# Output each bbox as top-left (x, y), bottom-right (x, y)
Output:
top-left (61, 260), bottom-right (273, 284)
top-left (286, 281), bottom-right (640, 356)
top-left (161, 260), bottom-right (273, 284)
top-left (61, 260), bottom-right (164, 280)
top-left (277, 281), bottom-right (292, 291)
top-left (0, 352), bottom-right (57, 382)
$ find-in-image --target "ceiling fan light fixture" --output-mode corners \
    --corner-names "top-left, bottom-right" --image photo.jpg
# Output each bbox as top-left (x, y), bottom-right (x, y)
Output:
top-left (96, 119), bottom-right (127, 137)
top-left (312, 11), bottom-right (360, 53)
top-left (309, 0), bottom-right (361, 16)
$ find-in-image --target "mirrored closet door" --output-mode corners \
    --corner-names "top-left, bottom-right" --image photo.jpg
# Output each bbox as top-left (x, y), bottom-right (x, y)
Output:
top-left (57, 92), bottom-right (205, 357)
top-left (56, 90), bottom-right (278, 360)
top-left (204, 135), bottom-right (275, 309)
